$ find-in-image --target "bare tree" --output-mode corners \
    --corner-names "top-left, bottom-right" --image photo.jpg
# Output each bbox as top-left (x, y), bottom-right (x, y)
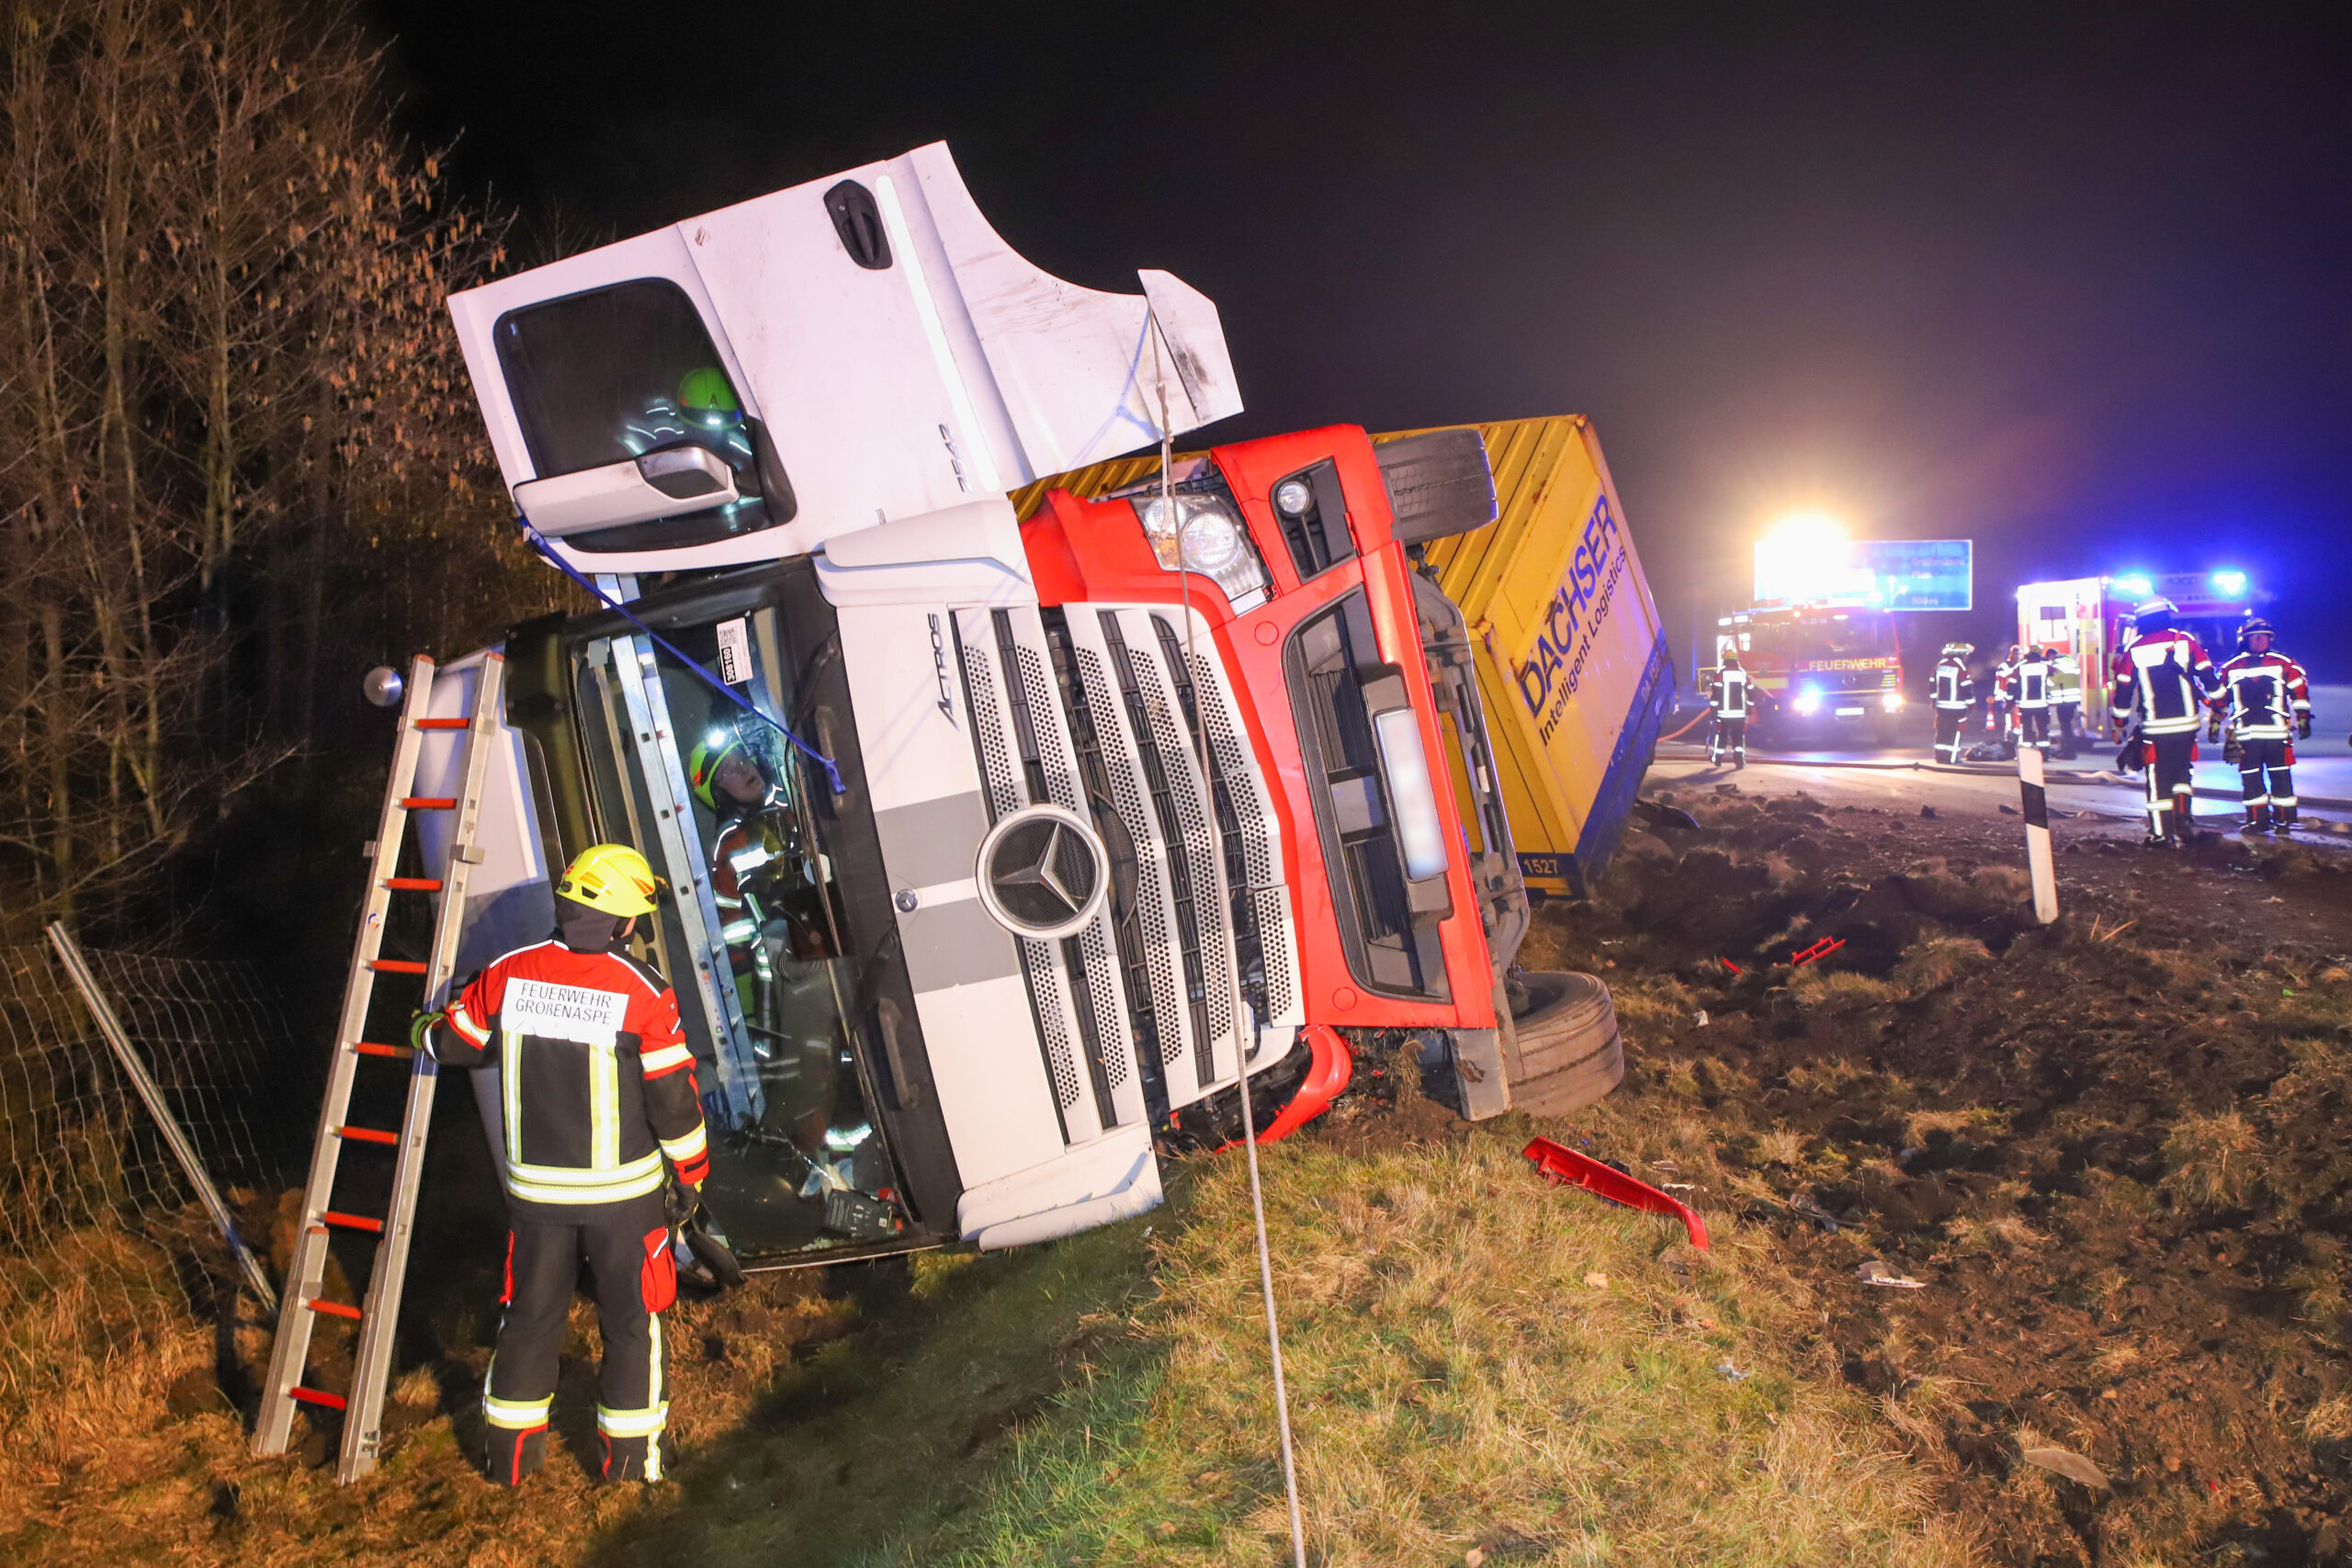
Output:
top-left (0, 0), bottom-right (553, 932)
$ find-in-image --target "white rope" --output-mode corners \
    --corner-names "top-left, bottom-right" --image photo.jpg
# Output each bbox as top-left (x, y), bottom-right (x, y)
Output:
top-left (1151, 320), bottom-right (1308, 1568)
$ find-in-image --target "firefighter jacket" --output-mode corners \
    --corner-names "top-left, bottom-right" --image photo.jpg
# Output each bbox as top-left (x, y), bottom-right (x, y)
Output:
top-left (2050, 654), bottom-right (2082, 705)
top-left (1990, 657), bottom-right (2018, 705)
top-left (1710, 667), bottom-right (1750, 719)
top-left (2111, 628), bottom-right (2220, 738)
top-left (1932, 659), bottom-right (1975, 710)
top-left (2015, 655), bottom-right (2053, 710)
top-left (2215, 649), bottom-right (2312, 742)
top-left (426, 939), bottom-right (711, 1212)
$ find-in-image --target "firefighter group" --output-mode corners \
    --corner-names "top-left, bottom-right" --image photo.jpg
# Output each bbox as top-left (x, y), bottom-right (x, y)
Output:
top-left (1928, 601), bottom-right (2314, 848)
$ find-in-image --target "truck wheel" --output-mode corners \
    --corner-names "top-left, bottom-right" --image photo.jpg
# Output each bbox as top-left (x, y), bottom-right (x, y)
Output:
top-left (1374, 428), bottom-right (1498, 544)
top-left (1506, 971), bottom-right (1624, 1116)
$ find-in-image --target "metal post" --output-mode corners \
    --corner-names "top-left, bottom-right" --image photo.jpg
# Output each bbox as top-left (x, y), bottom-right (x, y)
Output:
top-left (46, 922), bottom-right (278, 1314)
top-left (2018, 747), bottom-right (2059, 924)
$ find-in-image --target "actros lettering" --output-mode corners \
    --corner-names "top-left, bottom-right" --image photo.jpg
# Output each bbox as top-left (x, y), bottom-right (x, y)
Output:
top-left (928, 613), bottom-right (957, 726)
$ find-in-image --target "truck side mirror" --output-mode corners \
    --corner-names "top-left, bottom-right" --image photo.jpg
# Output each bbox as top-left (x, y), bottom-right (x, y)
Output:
top-left (511, 446), bottom-right (741, 538)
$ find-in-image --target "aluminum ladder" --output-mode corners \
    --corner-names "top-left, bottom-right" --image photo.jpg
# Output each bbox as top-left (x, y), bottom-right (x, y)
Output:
top-left (254, 652), bottom-right (505, 1482)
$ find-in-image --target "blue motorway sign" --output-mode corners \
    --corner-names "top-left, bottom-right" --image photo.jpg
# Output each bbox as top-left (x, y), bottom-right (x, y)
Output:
top-left (1754, 538), bottom-right (1972, 611)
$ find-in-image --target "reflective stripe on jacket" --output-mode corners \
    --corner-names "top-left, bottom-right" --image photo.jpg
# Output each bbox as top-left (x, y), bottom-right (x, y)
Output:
top-left (2216, 650), bottom-right (2312, 741)
top-left (429, 939), bottom-right (709, 1210)
top-left (2110, 629), bottom-right (2221, 737)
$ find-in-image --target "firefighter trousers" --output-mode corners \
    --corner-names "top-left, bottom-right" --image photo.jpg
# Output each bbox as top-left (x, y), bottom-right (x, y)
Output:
top-left (2142, 733), bottom-right (2197, 840)
top-left (2019, 707), bottom-right (2050, 750)
top-left (1710, 716), bottom-right (1746, 765)
top-left (2238, 737), bottom-right (2296, 822)
top-left (483, 1190), bottom-right (675, 1486)
top-left (1933, 708), bottom-right (1967, 764)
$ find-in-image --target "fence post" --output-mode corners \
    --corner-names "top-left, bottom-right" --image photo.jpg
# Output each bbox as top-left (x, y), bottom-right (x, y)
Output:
top-left (45, 922), bottom-right (278, 1314)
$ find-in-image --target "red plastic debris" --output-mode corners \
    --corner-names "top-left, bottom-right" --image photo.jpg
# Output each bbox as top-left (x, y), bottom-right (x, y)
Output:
top-left (1787, 937), bottom-right (1847, 968)
top-left (1718, 956), bottom-right (1744, 976)
top-left (1521, 1137), bottom-right (1710, 1251)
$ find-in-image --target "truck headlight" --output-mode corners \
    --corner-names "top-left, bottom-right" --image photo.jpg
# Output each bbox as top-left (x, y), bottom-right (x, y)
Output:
top-left (1132, 494), bottom-right (1269, 609)
top-left (1792, 687), bottom-right (1822, 715)
top-left (1371, 708), bottom-right (1450, 881)
top-left (1882, 691), bottom-right (1905, 712)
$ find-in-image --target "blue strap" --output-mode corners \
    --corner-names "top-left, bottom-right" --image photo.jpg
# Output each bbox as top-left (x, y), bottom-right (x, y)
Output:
top-left (516, 518), bottom-right (845, 795)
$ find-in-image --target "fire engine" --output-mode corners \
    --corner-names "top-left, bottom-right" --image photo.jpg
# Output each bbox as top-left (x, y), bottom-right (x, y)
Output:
top-left (389, 144), bottom-right (1628, 1269)
top-left (1713, 604), bottom-right (1906, 744)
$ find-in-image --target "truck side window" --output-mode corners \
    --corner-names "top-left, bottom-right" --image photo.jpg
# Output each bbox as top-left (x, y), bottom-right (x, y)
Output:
top-left (1267, 460), bottom-right (1357, 581)
top-left (494, 278), bottom-right (794, 551)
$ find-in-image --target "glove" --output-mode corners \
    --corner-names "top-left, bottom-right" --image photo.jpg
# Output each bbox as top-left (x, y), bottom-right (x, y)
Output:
top-left (407, 1010), bottom-right (442, 1055)
top-left (2298, 714), bottom-right (2312, 740)
top-left (2206, 714), bottom-right (2222, 742)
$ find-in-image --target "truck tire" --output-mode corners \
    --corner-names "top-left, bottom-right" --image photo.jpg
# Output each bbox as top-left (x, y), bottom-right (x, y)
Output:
top-left (1374, 428), bottom-right (1498, 545)
top-left (1506, 971), bottom-right (1624, 1116)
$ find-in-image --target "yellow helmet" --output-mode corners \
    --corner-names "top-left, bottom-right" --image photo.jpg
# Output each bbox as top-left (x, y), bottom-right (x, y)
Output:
top-left (556, 844), bottom-right (660, 917)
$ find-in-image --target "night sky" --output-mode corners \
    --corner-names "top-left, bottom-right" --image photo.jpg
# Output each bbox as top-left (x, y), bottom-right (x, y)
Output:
top-left (368, 0), bottom-right (2352, 680)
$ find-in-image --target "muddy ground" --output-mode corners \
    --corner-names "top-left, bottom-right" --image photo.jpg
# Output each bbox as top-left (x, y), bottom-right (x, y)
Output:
top-left (1531, 784), bottom-right (2352, 1566)
top-left (11, 782), bottom-right (2352, 1566)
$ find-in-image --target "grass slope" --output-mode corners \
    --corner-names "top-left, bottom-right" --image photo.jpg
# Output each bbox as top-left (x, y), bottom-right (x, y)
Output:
top-left (842, 1136), bottom-right (1970, 1568)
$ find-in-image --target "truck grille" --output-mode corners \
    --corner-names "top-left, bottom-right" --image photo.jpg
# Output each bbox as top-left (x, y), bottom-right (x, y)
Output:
top-left (953, 608), bottom-right (1140, 1142)
top-left (1153, 617), bottom-right (1300, 1034)
top-left (962, 602), bottom-right (1294, 1121)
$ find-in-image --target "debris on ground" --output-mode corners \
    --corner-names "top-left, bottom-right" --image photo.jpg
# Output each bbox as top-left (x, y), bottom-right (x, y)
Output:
top-left (1532, 781), bottom-right (2352, 1566)
top-left (1854, 1259), bottom-right (1928, 1289)
top-left (2020, 1445), bottom-right (2113, 1492)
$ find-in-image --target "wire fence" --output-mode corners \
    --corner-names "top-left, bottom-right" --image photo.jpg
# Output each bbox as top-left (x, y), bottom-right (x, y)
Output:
top-left (0, 938), bottom-right (302, 1407)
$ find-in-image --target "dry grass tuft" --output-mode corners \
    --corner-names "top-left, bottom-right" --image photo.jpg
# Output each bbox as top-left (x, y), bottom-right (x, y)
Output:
top-left (2306, 1394), bottom-right (2352, 1443)
top-left (2159, 1111), bottom-right (2265, 1212)
top-left (1893, 937), bottom-right (1994, 998)
top-left (1790, 967), bottom-right (1898, 1012)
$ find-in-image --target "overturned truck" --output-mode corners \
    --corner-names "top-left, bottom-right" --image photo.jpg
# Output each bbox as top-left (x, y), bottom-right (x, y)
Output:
top-left (403, 143), bottom-right (1648, 1269)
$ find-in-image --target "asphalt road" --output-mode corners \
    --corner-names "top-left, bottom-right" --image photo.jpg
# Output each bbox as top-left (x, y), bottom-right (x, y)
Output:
top-left (1653, 701), bottom-right (2352, 844)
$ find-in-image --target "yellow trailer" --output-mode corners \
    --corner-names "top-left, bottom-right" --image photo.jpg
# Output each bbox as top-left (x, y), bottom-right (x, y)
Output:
top-left (1010, 414), bottom-right (1674, 900)
top-left (1383, 417), bottom-right (1675, 897)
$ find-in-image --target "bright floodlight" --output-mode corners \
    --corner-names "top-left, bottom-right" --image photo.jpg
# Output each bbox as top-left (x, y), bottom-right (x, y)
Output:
top-left (1754, 510), bottom-right (1862, 604)
top-left (2111, 573), bottom-right (2153, 598)
top-left (2209, 569), bottom-right (2247, 598)
top-left (1766, 509), bottom-right (1845, 547)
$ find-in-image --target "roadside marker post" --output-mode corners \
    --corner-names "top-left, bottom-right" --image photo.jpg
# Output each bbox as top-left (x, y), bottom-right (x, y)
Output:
top-left (2019, 747), bottom-right (2059, 924)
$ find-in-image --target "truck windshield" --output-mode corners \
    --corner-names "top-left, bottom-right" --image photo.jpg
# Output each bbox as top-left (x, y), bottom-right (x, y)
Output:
top-left (1793, 612), bottom-right (1897, 661)
top-left (570, 592), bottom-right (907, 1259)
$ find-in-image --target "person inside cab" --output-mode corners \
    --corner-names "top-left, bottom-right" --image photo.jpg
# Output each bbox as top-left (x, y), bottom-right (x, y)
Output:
top-left (684, 724), bottom-right (872, 1206)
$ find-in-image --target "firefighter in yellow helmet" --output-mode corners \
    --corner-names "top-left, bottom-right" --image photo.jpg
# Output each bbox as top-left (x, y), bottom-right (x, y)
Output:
top-left (413, 844), bottom-right (707, 1486)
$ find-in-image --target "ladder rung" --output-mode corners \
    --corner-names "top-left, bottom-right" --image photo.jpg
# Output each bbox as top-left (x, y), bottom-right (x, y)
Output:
top-left (349, 1041), bottom-right (413, 1059)
top-left (399, 796), bottom-right (457, 810)
top-left (322, 1211), bottom-right (384, 1234)
top-left (368, 959), bottom-right (428, 975)
top-left (384, 876), bottom-right (444, 891)
top-left (288, 1386), bottom-right (349, 1409)
top-left (306, 1297), bottom-right (364, 1321)
top-left (334, 1124), bottom-right (399, 1146)
top-left (413, 716), bottom-right (471, 729)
